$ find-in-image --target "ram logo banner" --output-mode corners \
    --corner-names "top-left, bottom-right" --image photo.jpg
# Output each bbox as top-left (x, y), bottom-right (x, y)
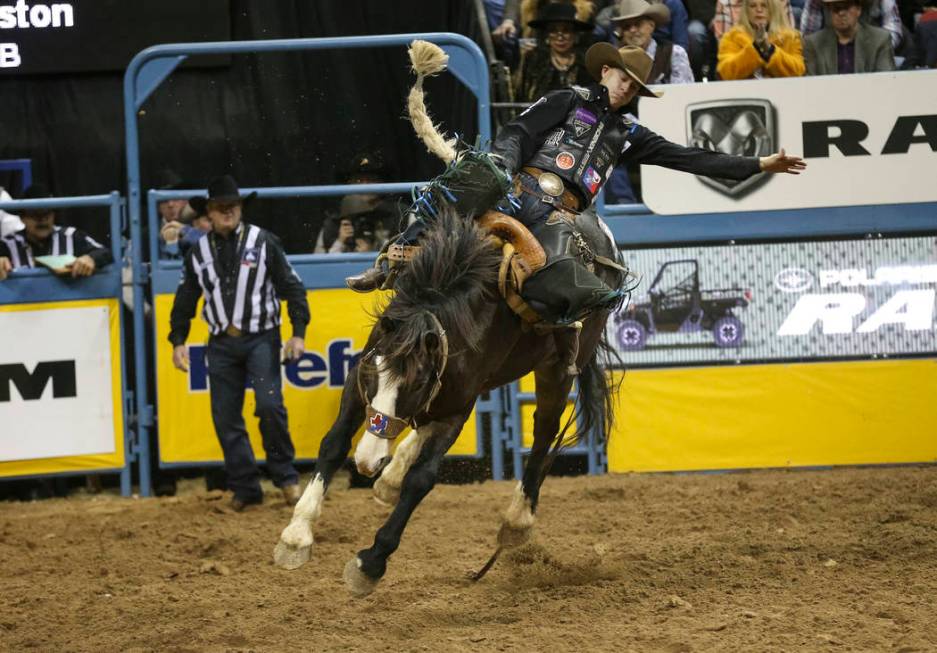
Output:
top-left (686, 99), bottom-right (775, 198)
top-left (639, 71), bottom-right (937, 214)
top-left (611, 236), bottom-right (937, 368)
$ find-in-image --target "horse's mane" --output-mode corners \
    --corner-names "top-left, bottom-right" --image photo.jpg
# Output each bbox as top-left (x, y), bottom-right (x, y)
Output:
top-left (375, 208), bottom-right (503, 387)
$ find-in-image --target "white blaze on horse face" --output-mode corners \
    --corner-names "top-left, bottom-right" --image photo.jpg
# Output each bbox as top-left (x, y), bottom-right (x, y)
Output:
top-left (354, 355), bottom-right (397, 477)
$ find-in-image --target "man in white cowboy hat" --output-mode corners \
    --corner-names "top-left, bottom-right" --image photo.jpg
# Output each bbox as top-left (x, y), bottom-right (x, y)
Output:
top-left (612, 0), bottom-right (695, 84)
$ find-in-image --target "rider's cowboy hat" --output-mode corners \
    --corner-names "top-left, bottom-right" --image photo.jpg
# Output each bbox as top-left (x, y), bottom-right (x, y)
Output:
top-left (527, 3), bottom-right (593, 31)
top-left (193, 175), bottom-right (258, 209)
top-left (585, 43), bottom-right (663, 98)
top-left (611, 0), bottom-right (671, 26)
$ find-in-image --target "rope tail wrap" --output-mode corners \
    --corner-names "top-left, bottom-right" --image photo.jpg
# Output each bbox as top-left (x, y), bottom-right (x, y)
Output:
top-left (407, 40), bottom-right (457, 165)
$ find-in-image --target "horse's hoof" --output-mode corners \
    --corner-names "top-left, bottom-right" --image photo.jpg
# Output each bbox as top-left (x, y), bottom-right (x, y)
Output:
top-left (273, 522), bottom-right (314, 570)
top-left (497, 522), bottom-right (533, 549)
top-left (372, 476), bottom-right (400, 508)
top-left (343, 557), bottom-right (380, 598)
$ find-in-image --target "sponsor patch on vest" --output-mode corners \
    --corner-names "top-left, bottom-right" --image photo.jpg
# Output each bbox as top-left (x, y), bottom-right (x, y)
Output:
top-left (571, 85), bottom-right (592, 100)
top-left (241, 247), bottom-right (260, 267)
top-left (572, 108), bottom-right (597, 137)
top-left (582, 166), bottom-right (602, 194)
top-left (545, 128), bottom-right (564, 147)
top-left (555, 151), bottom-right (576, 170)
top-left (575, 108), bottom-right (597, 125)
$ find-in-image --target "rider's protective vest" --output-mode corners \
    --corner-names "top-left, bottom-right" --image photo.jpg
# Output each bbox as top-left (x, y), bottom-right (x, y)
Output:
top-left (495, 84), bottom-right (637, 205)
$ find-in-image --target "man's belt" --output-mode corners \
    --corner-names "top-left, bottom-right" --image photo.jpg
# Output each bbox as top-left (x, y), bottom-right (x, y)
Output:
top-left (519, 166), bottom-right (582, 213)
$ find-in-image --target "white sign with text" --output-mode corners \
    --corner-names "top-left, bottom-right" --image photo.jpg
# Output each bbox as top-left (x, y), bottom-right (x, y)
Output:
top-left (0, 305), bottom-right (116, 461)
top-left (639, 70), bottom-right (937, 214)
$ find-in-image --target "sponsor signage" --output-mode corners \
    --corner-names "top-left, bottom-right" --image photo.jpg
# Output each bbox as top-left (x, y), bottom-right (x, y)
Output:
top-left (610, 235), bottom-right (937, 367)
top-left (639, 71), bottom-right (937, 214)
top-left (0, 301), bottom-right (121, 462)
top-left (155, 288), bottom-right (480, 464)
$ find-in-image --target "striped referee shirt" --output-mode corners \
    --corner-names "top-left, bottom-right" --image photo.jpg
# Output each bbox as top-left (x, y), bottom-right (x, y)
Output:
top-left (0, 225), bottom-right (113, 270)
top-left (168, 222), bottom-right (309, 345)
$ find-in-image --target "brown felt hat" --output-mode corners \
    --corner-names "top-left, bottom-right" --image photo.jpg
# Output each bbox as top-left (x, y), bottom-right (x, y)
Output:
top-left (611, 0), bottom-right (671, 26)
top-left (585, 43), bottom-right (662, 98)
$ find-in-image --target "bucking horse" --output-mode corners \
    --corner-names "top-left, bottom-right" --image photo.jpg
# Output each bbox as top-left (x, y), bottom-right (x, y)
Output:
top-left (273, 41), bottom-right (627, 597)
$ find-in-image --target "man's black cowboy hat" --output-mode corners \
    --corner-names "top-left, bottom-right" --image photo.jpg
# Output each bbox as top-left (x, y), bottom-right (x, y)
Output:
top-left (528, 3), bottom-right (593, 31)
top-left (338, 151), bottom-right (392, 183)
top-left (19, 183), bottom-right (54, 217)
top-left (192, 175), bottom-right (257, 210)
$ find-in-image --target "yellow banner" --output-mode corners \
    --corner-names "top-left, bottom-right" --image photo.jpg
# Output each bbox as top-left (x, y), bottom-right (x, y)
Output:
top-left (608, 359), bottom-right (937, 472)
top-left (0, 298), bottom-right (125, 478)
top-left (155, 288), bottom-right (479, 464)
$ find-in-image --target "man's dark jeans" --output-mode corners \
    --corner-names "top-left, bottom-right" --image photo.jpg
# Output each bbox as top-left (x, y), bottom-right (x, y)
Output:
top-left (206, 329), bottom-right (298, 502)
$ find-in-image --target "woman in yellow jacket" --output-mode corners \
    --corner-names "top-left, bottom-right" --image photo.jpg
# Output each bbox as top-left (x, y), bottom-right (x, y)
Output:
top-left (717, 0), bottom-right (805, 79)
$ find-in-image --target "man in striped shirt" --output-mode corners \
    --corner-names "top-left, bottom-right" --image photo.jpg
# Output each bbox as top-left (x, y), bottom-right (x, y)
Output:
top-left (168, 176), bottom-right (310, 511)
top-left (0, 183), bottom-right (113, 280)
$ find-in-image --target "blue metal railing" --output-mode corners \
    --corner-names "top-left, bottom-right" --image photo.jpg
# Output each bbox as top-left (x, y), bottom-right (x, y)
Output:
top-left (0, 192), bottom-right (135, 496)
top-left (123, 34), bottom-right (491, 494)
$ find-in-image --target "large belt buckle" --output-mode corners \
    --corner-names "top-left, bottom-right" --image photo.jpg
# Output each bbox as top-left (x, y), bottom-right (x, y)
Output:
top-left (537, 172), bottom-right (564, 198)
top-left (225, 325), bottom-right (243, 337)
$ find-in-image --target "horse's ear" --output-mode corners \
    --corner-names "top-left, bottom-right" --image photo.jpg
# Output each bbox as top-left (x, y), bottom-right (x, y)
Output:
top-left (380, 316), bottom-right (398, 332)
top-left (424, 331), bottom-right (440, 353)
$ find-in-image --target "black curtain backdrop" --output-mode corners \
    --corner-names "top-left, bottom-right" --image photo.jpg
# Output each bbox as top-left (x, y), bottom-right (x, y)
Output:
top-left (0, 1), bottom-right (484, 252)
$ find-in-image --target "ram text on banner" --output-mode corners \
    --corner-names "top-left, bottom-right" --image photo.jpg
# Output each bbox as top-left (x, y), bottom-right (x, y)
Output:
top-left (639, 70), bottom-right (937, 214)
top-left (154, 288), bottom-right (479, 465)
top-left (0, 298), bottom-right (125, 475)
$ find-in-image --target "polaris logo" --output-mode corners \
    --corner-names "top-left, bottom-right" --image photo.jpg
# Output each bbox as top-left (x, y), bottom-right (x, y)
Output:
top-left (774, 267), bottom-right (814, 293)
top-left (0, 360), bottom-right (76, 402)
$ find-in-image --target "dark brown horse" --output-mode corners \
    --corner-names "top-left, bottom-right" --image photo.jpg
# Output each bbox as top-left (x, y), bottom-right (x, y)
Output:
top-left (273, 207), bottom-right (622, 597)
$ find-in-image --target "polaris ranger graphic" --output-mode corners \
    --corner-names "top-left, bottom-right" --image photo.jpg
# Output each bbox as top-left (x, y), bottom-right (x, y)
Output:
top-left (614, 259), bottom-right (752, 350)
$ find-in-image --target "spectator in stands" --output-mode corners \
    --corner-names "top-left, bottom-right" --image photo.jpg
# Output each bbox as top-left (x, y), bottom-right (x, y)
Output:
top-left (613, 0), bottom-right (695, 82)
top-left (315, 151), bottom-right (399, 253)
top-left (605, 0), bottom-right (694, 204)
top-left (653, 0), bottom-right (691, 50)
top-left (154, 169), bottom-right (194, 259)
top-left (717, 0), bottom-right (806, 78)
top-left (713, 0), bottom-right (796, 39)
top-left (918, 6), bottom-right (937, 67)
top-left (686, 0), bottom-right (718, 79)
top-left (800, 0), bottom-right (902, 50)
top-left (0, 184), bottom-right (112, 280)
top-left (516, 3), bottom-right (595, 102)
top-left (0, 186), bottom-right (23, 237)
top-left (160, 196), bottom-right (212, 257)
top-left (325, 195), bottom-right (391, 254)
top-left (803, 0), bottom-right (896, 72)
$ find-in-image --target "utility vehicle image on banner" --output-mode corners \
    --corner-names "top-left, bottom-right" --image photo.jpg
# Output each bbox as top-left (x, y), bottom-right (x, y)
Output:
top-left (613, 259), bottom-right (752, 350)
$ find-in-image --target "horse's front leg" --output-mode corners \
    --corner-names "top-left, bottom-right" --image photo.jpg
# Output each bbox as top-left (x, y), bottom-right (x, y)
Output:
top-left (343, 412), bottom-right (468, 597)
top-left (499, 360), bottom-right (575, 550)
top-left (273, 366), bottom-right (366, 570)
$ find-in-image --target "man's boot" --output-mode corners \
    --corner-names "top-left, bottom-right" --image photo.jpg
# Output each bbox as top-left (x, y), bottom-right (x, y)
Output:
top-left (345, 263), bottom-right (387, 293)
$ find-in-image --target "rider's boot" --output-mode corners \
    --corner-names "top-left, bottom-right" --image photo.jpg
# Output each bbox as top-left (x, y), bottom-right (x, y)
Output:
top-left (345, 218), bottom-right (427, 293)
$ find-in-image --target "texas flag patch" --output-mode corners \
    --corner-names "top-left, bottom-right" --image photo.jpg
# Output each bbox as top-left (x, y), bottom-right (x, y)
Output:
top-left (581, 166), bottom-right (602, 194)
top-left (368, 412), bottom-right (389, 436)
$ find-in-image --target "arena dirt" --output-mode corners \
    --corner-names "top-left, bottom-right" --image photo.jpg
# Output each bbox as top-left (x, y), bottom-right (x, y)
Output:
top-left (2, 465), bottom-right (936, 652)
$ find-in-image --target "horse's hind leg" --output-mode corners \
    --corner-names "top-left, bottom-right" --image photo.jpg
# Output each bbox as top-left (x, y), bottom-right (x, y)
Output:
top-left (344, 411), bottom-right (468, 597)
top-left (273, 366), bottom-right (366, 570)
top-left (499, 360), bottom-right (575, 550)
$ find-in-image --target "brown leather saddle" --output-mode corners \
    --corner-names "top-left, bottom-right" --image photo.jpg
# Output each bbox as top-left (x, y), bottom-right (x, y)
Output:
top-left (387, 210), bottom-right (547, 324)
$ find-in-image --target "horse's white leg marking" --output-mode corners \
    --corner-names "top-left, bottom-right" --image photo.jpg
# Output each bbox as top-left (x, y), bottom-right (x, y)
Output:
top-left (354, 355), bottom-right (396, 477)
top-left (273, 473), bottom-right (326, 569)
top-left (373, 426), bottom-right (430, 507)
top-left (498, 482), bottom-right (535, 548)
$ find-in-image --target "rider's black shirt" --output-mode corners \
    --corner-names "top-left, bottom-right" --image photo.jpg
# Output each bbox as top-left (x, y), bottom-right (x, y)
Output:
top-left (491, 83), bottom-right (762, 204)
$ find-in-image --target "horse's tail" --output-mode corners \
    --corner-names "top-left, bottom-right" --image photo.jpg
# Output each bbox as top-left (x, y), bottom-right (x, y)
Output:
top-left (407, 40), bottom-right (457, 165)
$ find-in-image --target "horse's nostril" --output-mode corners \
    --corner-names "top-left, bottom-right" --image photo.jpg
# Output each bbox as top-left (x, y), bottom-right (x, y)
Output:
top-left (375, 456), bottom-right (393, 476)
